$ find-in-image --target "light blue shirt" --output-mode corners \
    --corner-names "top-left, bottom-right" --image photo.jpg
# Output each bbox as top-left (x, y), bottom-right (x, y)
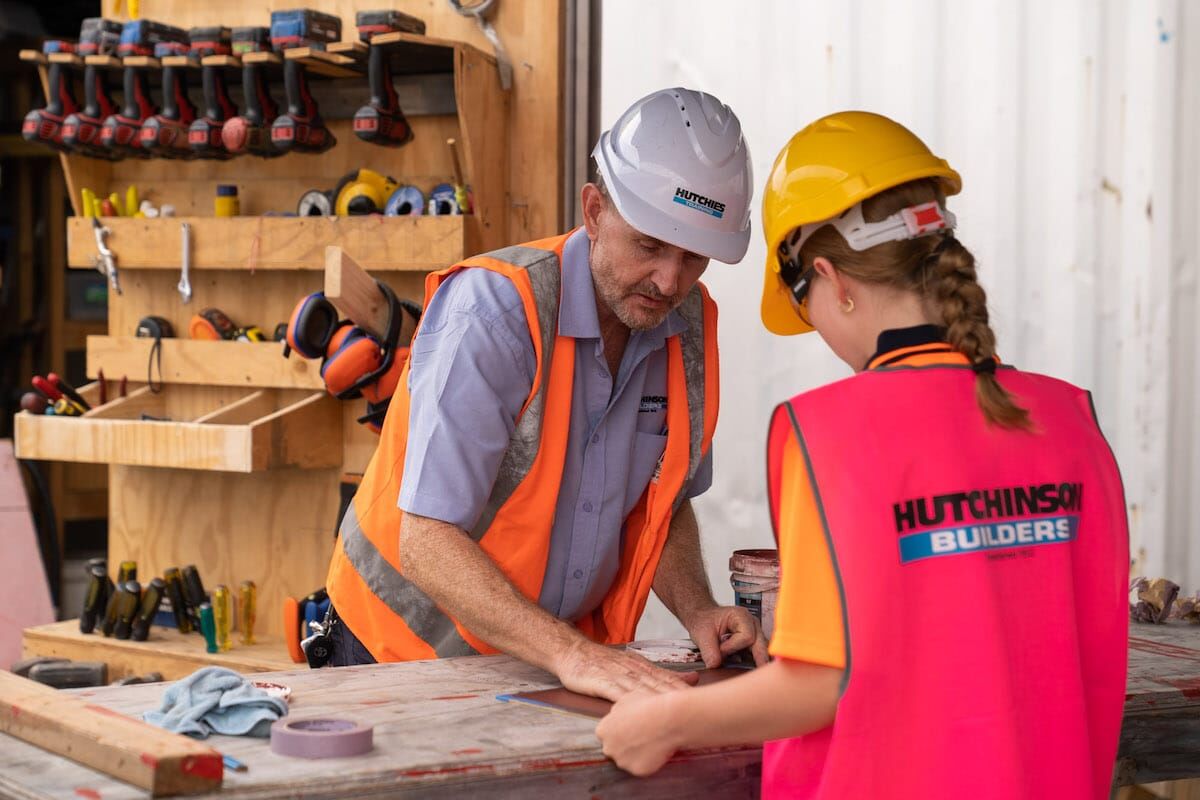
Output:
top-left (398, 227), bottom-right (712, 621)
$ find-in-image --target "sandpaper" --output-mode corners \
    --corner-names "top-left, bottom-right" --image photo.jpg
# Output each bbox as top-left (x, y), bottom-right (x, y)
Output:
top-left (497, 667), bottom-right (748, 719)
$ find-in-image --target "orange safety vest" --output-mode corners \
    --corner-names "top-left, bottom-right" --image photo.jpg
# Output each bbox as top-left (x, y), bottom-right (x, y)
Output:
top-left (325, 232), bottom-right (720, 661)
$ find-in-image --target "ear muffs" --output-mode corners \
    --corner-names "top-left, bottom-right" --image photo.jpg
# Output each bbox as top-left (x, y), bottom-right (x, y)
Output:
top-left (361, 346), bottom-right (407, 405)
top-left (189, 308), bottom-right (238, 340)
top-left (286, 292), bottom-right (339, 359)
top-left (320, 328), bottom-right (385, 399)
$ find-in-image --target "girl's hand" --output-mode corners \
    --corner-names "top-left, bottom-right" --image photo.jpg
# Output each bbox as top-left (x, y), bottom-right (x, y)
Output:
top-left (596, 689), bottom-right (684, 776)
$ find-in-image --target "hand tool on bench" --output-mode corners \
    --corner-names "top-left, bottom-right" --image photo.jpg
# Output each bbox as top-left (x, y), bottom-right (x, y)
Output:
top-left (239, 580), bottom-right (257, 644)
top-left (116, 559), bottom-right (136, 582)
top-left (25, 660), bottom-right (108, 689)
top-left (352, 11), bottom-right (418, 147)
top-left (112, 579), bottom-right (142, 639)
top-left (187, 27), bottom-right (238, 159)
top-left (213, 585), bottom-right (233, 651)
top-left (21, 42), bottom-right (80, 153)
top-left (131, 577), bottom-right (166, 641)
top-left (80, 561), bottom-right (112, 633)
top-left (199, 602), bottom-right (218, 653)
top-left (182, 564), bottom-right (209, 629)
top-left (162, 567), bottom-right (193, 633)
top-left (138, 41), bottom-right (198, 159)
top-left (221, 27), bottom-right (283, 158)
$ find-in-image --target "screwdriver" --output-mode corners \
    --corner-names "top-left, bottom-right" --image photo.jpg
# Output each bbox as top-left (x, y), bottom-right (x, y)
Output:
top-left (101, 579), bottom-right (123, 637)
top-left (117, 560), bottom-right (137, 583)
top-left (131, 577), bottom-right (165, 641)
top-left (112, 580), bottom-right (142, 640)
top-left (239, 580), bottom-right (256, 645)
top-left (199, 603), bottom-right (218, 654)
top-left (162, 567), bottom-right (193, 633)
top-left (212, 585), bottom-right (232, 652)
top-left (80, 563), bottom-right (110, 634)
top-left (182, 565), bottom-right (208, 629)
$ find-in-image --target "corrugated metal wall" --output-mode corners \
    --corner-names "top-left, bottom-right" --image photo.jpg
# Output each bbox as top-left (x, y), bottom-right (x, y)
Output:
top-left (595, 0), bottom-right (1200, 638)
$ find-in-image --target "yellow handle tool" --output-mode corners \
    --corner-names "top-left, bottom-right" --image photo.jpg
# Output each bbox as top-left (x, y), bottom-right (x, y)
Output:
top-left (239, 581), bottom-right (256, 645)
top-left (213, 585), bottom-right (232, 652)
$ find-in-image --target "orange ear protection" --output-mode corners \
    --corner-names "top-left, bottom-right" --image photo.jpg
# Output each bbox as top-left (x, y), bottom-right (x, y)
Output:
top-left (284, 285), bottom-right (420, 405)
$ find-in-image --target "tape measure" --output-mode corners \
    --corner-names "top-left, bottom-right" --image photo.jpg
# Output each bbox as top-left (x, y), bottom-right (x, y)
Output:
top-left (297, 190), bottom-right (333, 217)
top-left (428, 183), bottom-right (459, 216)
top-left (384, 185), bottom-right (425, 216)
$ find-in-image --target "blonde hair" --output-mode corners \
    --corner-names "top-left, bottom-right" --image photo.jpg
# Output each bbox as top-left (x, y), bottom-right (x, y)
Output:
top-left (798, 179), bottom-right (1032, 430)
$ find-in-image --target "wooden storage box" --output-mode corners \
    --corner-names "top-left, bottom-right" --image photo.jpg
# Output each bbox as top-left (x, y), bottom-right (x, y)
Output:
top-left (14, 383), bottom-right (340, 473)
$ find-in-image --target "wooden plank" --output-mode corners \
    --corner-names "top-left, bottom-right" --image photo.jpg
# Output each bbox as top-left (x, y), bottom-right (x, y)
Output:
top-left (18, 50), bottom-right (46, 64)
top-left (201, 55), bottom-right (241, 68)
top-left (283, 47), bottom-right (363, 78)
top-left (455, 43), bottom-right (510, 253)
top-left (83, 55), bottom-right (124, 68)
top-left (67, 216), bottom-right (466, 271)
top-left (249, 391), bottom-right (344, 470)
top-left (87, 336), bottom-right (324, 390)
top-left (48, 53), bottom-right (83, 66)
top-left (0, 670), bottom-right (222, 796)
top-left (325, 246), bottom-right (393, 339)
top-left (22, 620), bottom-right (294, 682)
top-left (240, 52), bottom-right (282, 66)
top-left (122, 56), bottom-right (161, 68)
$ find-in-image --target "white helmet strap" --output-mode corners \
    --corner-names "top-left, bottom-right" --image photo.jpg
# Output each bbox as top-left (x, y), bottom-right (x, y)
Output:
top-left (781, 200), bottom-right (957, 273)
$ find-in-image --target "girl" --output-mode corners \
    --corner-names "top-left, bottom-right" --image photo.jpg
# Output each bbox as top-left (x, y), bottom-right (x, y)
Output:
top-left (596, 111), bottom-right (1129, 799)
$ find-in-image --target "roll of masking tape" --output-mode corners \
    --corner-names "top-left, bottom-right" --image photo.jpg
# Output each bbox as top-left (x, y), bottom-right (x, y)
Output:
top-left (270, 718), bottom-right (374, 759)
top-left (384, 184), bottom-right (425, 216)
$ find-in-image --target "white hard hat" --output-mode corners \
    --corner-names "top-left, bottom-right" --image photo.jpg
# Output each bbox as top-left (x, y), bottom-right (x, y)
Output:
top-left (593, 88), bottom-right (753, 264)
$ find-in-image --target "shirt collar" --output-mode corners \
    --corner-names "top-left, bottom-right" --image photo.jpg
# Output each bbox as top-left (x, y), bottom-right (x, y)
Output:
top-left (558, 227), bottom-right (688, 342)
top-left (864, 324), bottom-right (958, 370)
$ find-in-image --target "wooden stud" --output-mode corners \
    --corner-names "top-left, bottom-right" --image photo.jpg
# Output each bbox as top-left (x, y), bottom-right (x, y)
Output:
top-left (324, 246), bottom-right (391, 340)
top-left (0, 669), bottom-right (223, 796)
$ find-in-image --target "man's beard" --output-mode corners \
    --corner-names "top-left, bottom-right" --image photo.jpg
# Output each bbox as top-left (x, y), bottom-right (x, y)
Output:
top-left (595, 276), bottom-right (677, 331)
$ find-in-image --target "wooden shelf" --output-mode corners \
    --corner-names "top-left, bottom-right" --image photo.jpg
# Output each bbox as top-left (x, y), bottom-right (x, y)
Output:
top-left (86, 336), bottom-right (324, 390)
top-left (118, 56), bottom-right (159, 68)
top-left (14, 384), bottom-right (341, 473)
top-left (18, 50), bottom-right (46, 65)
top-left (67, 216), bottom-right (466, 271)
top-left (23, 620), bottom-right (294, 682)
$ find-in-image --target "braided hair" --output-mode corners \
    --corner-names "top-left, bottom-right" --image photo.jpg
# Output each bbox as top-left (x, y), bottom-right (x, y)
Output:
top-left (797, 178), bottom-right (1032, 430)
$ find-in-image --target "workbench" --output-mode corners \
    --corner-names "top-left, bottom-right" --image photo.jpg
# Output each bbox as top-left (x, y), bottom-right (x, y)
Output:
top-left (1, 623), bottom-right (1197, 798)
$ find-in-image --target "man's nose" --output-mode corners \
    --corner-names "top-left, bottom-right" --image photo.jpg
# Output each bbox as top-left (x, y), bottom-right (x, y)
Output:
top-left (650, 256), bottom-right (685, 297)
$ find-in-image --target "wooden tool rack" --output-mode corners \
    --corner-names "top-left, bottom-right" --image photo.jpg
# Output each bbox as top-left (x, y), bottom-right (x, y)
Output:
top-left (13, 0), bottom-right (562, 675)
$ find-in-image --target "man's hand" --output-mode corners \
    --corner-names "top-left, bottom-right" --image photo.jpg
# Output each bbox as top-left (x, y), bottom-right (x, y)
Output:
top-left (554, 638), bottom-right (699, 702)
top-left (682, 605), bottom-right (769, 668)
top-left (596, 689), bottom-right (683, 776)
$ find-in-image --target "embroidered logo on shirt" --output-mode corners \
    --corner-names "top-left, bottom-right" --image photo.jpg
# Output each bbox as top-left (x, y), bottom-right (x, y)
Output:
top-left (639, 395), bottom-right (667, 413)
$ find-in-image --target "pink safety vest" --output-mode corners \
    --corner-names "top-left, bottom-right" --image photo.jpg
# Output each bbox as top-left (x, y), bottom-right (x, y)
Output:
top-left (764, 363), bottom-right (1129, 799)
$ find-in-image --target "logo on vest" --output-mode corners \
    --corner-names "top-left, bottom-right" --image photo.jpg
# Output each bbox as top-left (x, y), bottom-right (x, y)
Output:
top-left (892, 483), bottom-right (1082, 564)
top-left (672, 187), bottom-right (726, 219)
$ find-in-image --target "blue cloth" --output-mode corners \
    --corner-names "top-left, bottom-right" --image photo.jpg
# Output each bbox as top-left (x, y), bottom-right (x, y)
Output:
top-left (142, 666), bottom-right (288, 739)
top-left (399, 227), bottom-right (712, 621)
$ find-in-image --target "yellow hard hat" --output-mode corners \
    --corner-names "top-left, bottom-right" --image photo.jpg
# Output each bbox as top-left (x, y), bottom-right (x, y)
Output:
top-left (760, 111), bottom-right (962, 335)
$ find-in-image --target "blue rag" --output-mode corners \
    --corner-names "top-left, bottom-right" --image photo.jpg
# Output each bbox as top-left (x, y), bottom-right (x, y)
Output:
top-left (143, 666), bottom-right (288, 739)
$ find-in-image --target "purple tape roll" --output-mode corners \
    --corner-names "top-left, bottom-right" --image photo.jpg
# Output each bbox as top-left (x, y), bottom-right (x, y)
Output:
top-left (270, 717), bottom-right (374, 759)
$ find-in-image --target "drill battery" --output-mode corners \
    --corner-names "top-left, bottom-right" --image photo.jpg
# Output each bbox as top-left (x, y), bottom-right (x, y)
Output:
top-left (78, 18), bottom-right (122, 56)
top-left (270, 9), bottom-right (342, 51)
top-left (117, 19), bottom-right (187, 57)
top-left (188, 26), bottom-right (232, 58)
top-left (355, 9), bottom-right (426, 41)
top-left (232, 26), bottom-right (272, 55)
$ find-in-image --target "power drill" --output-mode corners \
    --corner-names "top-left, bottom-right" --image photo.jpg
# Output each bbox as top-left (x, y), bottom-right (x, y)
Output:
top-left (268, 10), bottom-right (340, 155)
top-left (186, 27), bottom-right (237, 159)
top-left (21, 42), bottom-right (80, 153)
top-left (220, 27), bottom-right (283, 158)
top-left (137, 42), bottom-right (197, 159)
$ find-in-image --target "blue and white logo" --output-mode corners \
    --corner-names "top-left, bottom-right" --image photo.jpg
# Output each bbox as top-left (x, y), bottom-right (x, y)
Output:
top-left (673, 187), bottom-right (725, 219)
top-left (898, 515), bottom-right (1078, 564)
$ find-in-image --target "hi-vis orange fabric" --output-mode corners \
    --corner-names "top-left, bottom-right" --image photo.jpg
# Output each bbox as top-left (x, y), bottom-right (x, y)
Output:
top-left (325, 232), bottom-right (720, 661)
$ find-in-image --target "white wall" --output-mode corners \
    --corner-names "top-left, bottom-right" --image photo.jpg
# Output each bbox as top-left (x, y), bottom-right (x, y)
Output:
top-left (601, 0), bottom-right (1200, 639)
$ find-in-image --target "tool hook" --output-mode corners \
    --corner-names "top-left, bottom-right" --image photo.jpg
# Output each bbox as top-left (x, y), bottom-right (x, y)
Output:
top-left (91, 217), bottom-right (121, 296)
top-left (178, 221), bottom-right (193, 304)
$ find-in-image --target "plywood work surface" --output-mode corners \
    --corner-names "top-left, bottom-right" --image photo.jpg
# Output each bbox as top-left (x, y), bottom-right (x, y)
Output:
top-left (3, 624), bottom-right (1200, 797)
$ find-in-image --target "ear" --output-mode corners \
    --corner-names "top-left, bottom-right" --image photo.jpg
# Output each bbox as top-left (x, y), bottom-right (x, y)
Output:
top-left (813, 256), bottom-right (853, 305)
top-left (581, 183), bottom-right (605, 240)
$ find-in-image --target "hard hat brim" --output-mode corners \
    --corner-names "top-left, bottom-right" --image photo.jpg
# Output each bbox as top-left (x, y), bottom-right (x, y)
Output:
top-left (760, 261), bottom-right (814, 335)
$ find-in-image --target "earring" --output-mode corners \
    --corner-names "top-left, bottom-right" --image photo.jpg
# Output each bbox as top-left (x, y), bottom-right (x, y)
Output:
top-left (840, 297), bottom-right (855, 313)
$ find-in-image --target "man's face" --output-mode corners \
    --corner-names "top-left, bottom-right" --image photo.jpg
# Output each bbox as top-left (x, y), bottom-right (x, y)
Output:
top-left (582, 183), bottom-right (710, 331)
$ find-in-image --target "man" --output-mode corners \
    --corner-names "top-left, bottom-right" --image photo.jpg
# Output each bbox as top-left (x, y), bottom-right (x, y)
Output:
top-left (324, 88), bottom-right (765, 700)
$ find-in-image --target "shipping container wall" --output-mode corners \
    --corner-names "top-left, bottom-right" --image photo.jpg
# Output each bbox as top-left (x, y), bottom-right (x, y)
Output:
top-left (597, 0), bottom-right (1200, 639)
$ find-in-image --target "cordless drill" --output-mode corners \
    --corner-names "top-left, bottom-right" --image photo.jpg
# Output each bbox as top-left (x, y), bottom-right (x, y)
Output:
top-left (352, 23), bottom-right (414, 146)
top-left (61, 63), bottom-right (119, 159)
top-left (268, 10), bottom-right (340, 155)
top-left (220, 27), bottom-right (283, 158)
top-left (186, 27), bottom-right (237, 159)
top-left (21, 42), bottom-right (80, 153)
top-left (138, 42), bottom-right (197, 159)
top-left (101, 20), bottom-right (187, 158)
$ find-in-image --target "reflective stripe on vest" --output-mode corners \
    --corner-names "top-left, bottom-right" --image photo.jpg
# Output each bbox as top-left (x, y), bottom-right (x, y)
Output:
top-left (332, 235), bottom-right (712, 659)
